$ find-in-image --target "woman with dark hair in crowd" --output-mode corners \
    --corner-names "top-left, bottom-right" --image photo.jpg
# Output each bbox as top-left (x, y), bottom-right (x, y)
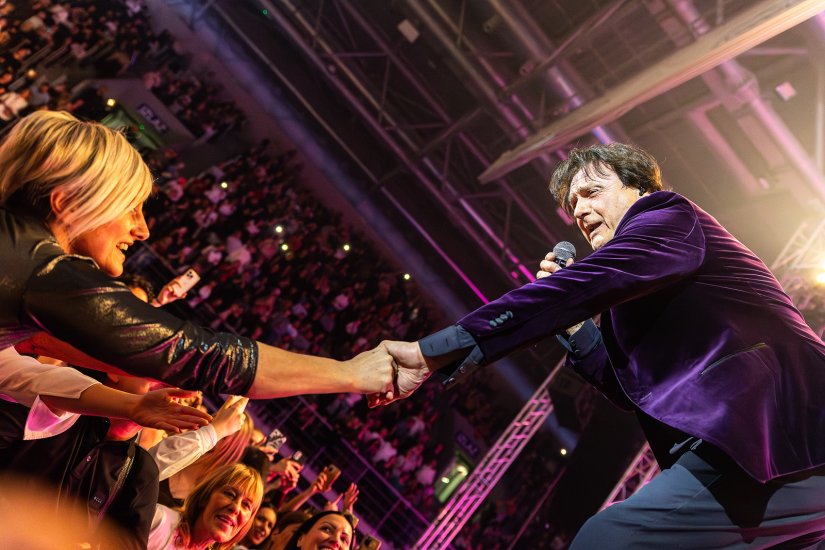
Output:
top-left (0, 111), bottom-right (396, 410)
top-left (233, 503), bottom-right (277, 549)
top-left (283, 511), bottom-right (354, 550)
top-left (150, 462), bottom-right (264, 550)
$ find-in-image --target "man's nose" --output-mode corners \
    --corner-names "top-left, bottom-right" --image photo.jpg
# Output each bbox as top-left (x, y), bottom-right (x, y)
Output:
top-left (573, 198), bottom-right (589, 220)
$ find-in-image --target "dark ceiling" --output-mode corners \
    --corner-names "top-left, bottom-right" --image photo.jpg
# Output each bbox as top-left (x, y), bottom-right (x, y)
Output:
top-left (215, 0), bottom-right (825, 294)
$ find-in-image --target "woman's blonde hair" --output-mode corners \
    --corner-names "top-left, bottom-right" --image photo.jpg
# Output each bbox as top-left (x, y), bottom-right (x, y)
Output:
top-left (0, 110), bottom-right (152, 242)
top-left (184, 412), bottom-right (254, 480)
top-left (178, 463), bottom-right (264, 550)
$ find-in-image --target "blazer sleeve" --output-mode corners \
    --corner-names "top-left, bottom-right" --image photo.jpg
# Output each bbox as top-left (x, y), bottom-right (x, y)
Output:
top-left (21, 257), bottom-right (257, 394)
top-left (457, 192), bottom-right (706, 364)
top-left (557, 320), bottom-right (634, 411)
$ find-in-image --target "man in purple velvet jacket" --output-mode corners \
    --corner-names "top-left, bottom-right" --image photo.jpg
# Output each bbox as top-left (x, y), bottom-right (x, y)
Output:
top-left (377, 144), bottom-right (825, 547)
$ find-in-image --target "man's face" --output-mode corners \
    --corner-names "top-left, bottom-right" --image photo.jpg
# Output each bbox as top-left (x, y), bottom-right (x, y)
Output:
top-left (568, 165), bottom-right (644, 251)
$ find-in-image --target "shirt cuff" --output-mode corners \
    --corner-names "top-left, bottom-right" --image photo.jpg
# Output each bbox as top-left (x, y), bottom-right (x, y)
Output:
top-left (555, 319), bottom-right (602, 356)
top-left (419, 325), bottom-right (485, 388)
top-left (24, 395), bottom-right (82, 440)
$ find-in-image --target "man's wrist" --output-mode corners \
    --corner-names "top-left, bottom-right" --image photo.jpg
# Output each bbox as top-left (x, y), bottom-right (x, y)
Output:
top-left (565, 322), bottom-right (586, 336)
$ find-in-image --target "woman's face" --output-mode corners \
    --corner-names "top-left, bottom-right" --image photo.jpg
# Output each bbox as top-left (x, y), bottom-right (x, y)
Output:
top-left (194, 484), bottom-right (257, 544)
top-left (297, 515), bottom-right (353, 550)
top-left (247, 507), bottom-right (277, 546)
top-left (69, 203), bottom-right (149, 276)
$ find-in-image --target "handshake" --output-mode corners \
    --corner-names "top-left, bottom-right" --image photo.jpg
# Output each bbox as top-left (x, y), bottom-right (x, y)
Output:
top-left (344, 340), bottom-right (438, 408)
top-left (349, 249), bottom-right (567, 407)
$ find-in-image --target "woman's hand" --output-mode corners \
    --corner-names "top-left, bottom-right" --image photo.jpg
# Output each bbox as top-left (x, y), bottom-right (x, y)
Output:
top-left (342, 483), bottom-right (359, 514)
top-left (126, 387), bottom-right (212, 433)
top-left (268, 458), bottom-right (302, 492)
top-left (210, 395), bottom-right (249, 439)
top-left (346, 345), bottom-right (396, 395)
top-left (323, 494), bottom-right (343, 512)
top-left (309, 472), bottom-right (328, 494)
top-left (153, 279), bottom-right (184, 306)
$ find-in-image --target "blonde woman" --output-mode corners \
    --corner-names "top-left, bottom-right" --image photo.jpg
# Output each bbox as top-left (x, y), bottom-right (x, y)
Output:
top-left (0, 111), bottom-right (398, 403)
top-left (159, 411), bottom-right (255, 508)
top-left (149, 463), bottom-right (264, 550)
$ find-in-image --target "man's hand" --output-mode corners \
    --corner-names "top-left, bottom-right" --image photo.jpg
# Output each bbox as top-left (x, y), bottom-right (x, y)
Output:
top-left (210, 396), bottom-right (249, 440)
top-left (536, 251), bottom-right (574, 279)
top-left (127, 387), bottom-right (212, 433)
top-left (538, 252), bottom-right (585, 336)
top-left (366, 340), bottom-right (434, 408)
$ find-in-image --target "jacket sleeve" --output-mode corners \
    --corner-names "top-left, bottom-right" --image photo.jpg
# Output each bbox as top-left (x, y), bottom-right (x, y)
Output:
top-left (556, 320), bottom-right (634, 411)
top-left (21, 257), bottom-right (257, 394)
top-left (147, 424), bottom-right (218, 481)
top-left (457, 192), bottom-right (705, 364)
top-left (0, 346), bottom-right (99, 408)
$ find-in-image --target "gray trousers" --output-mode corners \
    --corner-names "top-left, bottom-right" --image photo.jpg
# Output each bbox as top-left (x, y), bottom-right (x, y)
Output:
top-left (570, 447), bottom-right (825, 549)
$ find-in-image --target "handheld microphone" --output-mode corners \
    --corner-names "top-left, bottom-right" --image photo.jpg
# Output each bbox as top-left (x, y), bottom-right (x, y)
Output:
top-left (553, 241), bottom-right (577, 268)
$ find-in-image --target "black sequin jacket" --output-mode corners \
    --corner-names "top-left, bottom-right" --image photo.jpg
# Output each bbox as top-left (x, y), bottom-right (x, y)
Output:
top-left (0, 207), bottom-right (257, 394)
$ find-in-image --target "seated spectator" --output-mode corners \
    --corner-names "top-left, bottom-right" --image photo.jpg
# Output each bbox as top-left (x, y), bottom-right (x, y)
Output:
top-left (149, 463), bottom-right (263, 550)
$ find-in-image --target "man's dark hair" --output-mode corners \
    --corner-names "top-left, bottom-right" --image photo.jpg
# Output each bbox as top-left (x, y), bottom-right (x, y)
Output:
top-left (549, 143), bottom-right (663, 215)
top-left (117, 273), bottom-right (156, 303)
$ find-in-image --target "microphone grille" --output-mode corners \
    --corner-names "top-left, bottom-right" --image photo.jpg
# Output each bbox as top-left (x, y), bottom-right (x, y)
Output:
top-left (553, 241), bottom-right (577, 263)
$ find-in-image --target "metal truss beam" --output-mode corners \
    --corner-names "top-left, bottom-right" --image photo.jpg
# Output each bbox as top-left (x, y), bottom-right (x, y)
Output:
top-left (415, 359), bottom-right (565, 549)
top-left (264, 0), bottom-right (541, 285)
top-left (480, 0), bottom-right (825, 183)
top-left (771, 218), bottom-right (825, 324)
top-left (600, 444), bottom-right (659, 510)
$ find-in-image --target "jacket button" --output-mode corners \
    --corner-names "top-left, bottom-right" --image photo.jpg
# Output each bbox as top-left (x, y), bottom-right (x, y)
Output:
top-left (506, 311), bottom-right (513, 319)
top-left (86, 455), bottom-right (92, 462)
top-left (459, 366), bottom-right (466, 374)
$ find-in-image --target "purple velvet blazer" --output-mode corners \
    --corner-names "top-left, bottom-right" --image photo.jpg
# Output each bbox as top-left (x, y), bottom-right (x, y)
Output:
top-left (456, 191), bottom-right (825, 482)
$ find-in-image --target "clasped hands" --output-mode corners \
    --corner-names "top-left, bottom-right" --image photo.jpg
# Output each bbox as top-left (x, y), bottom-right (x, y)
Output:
top-left (352, 250), bottom-right (565, 407)
top-left (346, 339), bottom-right (435, 408)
